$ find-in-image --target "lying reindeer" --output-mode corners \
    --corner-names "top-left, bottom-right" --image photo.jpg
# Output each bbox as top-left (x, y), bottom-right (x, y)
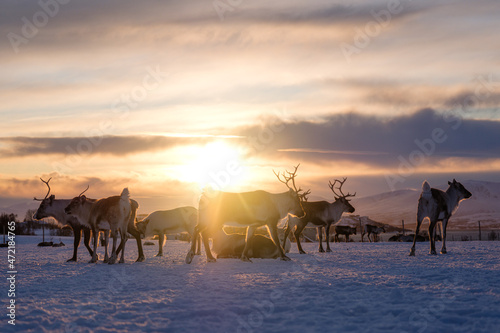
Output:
top-left (33, 178), bottom-right (93, 262)
top-left (212, 228), bottom-right (291, 259)
top-left (66, 188), bottom-right (143, 264)
top-left (409, 179), bottom-right (472, 256)
top-left (135, 206), bottom-right (201, 257)
top-left (284, 178), bottom-right (355, 253)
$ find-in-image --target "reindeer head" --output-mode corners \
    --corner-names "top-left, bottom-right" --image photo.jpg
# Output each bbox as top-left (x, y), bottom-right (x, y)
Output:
top-left (64, 186), bottom-right (90, 215)
top-left (329, 178), bottom-right (356, 213)
top-left (135, 218), bottom-right (149, 238)
top-left (33, 177), bottom-right (55, 220)
top-left (448, 179), bottom-right (472, 200)
top-left (274, 164), bottom-right (306, 218)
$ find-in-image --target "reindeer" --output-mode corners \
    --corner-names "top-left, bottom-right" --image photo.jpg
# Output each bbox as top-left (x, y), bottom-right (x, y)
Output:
top-left (64, 188), bottom-right (145, 263)
top-left (135, 206), bottom-right (201, 257)
top-left (283, 178), bottom-right (356, 253)
top-left (409, 179), bottom-right (472, 256)
top-left (333, 225), bottom-right (357, 243)
top-left (363, 224), bottom-right (385, 242)
top-left (211, 228), bottom-right (291, 259)
top-left (185, 164), bottom-right (306, 264)
top-left (65, 188), bottom-right (138, 264)
top-left (33, 178), bottom-right (94, 262)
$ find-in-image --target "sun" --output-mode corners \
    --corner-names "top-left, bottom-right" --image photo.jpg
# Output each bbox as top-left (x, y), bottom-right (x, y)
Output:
top-left (178, 141), bottom-right (248, 190)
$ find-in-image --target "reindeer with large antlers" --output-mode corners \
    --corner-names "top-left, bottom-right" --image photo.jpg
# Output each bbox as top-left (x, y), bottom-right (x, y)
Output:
top-left (33, 178), bottom-right (95, 262)
top-left (283, 178), bottom-right (356, 253)
top-left (185, 164), bottom-right (306, 264)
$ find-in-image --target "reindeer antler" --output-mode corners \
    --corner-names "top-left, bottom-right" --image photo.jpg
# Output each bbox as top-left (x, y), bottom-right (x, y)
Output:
top-left (329, 178), bottom-right (356, 200)
top-left (78, 185), bottom-right (90, 197)
top-left (299, 189), bottom-right (311, 202)
top-left (273, 164), bottom-right (301, 193)
top-left (34, 177), bottom-right (52, 201)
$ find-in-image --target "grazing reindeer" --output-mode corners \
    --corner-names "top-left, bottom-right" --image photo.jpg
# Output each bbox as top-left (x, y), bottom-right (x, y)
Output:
top-left (65, 188), bottom-right (138, 264)
top-left (409, 179), bottom-right (472, 256)
top-left (185, 164), bottom-right (305, 264)
top-left (284, 178), bottom-right (356, 253)
top-left (212, 228), bottom-right (291, 259)
top-left (334, 225), bottom-right (357, 243)
top-left (363, 224), bottom-right (385, 242)
top-left (33, 178), bottom-right (94, 262)
top-left (135, 206), bottom-right (201, 257)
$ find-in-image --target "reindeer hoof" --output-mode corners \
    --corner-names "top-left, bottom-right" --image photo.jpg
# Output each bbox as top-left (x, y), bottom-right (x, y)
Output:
top-left (207, 257), bottom-right (217, 263)
top-left (185, 250), bottom-right (195, 264)
top-left (136, 256), bottom-right (145, 262)
top-left (155, 253), bottom-right (163, 257)
top-left (280, 255), bottom-right (292, 261)
top-left (326, 249), bottom-right (332, 253)
top-left (429, 250), bottom-right (437, 255)
top-left (66, 258), bottom-right (77, 262)
top-left (318, 248), bottom-right (325, 253)
top-left (299, 250), bottom-right (306, 254)
top-left (89, 258), bottom-right (97, 263)
top-left (440, 250), bottom-right (447, 254)
top-left (103, 258), bottom-right (109, 263)
top-left (119, 258), bottom-right (125, 264)
top-left (240, 256), bottom-right (252, 263)
top-left (195, 252), bottom-right (201, 256)
top-left (409, 249), bottom-right (415, 256)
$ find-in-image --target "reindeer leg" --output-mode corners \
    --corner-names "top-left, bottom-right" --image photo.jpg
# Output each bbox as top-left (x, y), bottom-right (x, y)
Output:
top-left (267, 224), bottom-right (291, 261)
top-left (90, 227), bottom-right (99, 263)
top-left (126, 225), bottom-right (145, 262)
top-left (108, 230), bottom-right (117, 264)
top-left (440, 218), bottom-right (449, 254)
top-left (409, 214), bottom-right (424, 256)
top-left (317, 227), bottom-right (324, 252)
top-left (294, 221), bottom-right (307, 254)
top-left (428, 218), bottom-right (438, 255)
top-left (241, 226), bottom-right (255, 262)
top-left (83, 227), bottom-right (94, 259)
top-left (283, 223), bottom-right (292, 251)
top-left (103, 231), bottom-right (110, 263)
top-left (119, 229), bottom-right (126, 263)
top-left (195, 233), bottom-right (202, 255)
top-left (325, 223), bottom-right (332, 252)
top-left (68, 225), bottom-right (82, 262)
top-left (185, 226), bottom-right (200, 264)
top-left (156, 233), bottom-right (164, 257)
top-left (202, 229), bottom-right (216, 263)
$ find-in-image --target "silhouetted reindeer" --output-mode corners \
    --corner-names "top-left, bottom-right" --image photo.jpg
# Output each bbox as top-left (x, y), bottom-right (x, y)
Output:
top-left (409, 179), bottom-right (471, 256)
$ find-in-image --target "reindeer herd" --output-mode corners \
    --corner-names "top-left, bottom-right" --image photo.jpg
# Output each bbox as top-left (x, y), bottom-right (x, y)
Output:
top-left (33, 165), bottom-right (473, 265)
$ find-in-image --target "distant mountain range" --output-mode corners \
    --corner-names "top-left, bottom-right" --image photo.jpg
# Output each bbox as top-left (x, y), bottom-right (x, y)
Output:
top-left (2, 180), bottom-right (499, 230)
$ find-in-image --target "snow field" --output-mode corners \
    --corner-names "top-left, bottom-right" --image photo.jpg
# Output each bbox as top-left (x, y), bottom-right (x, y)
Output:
top-left (3, 236), bottom-right (500, 332)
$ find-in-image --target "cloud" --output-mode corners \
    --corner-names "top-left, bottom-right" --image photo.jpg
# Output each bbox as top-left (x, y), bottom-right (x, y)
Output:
top-left (237, 108), bottom-right (500, 167)
top-left (0, 135), bottom-right (223, 158)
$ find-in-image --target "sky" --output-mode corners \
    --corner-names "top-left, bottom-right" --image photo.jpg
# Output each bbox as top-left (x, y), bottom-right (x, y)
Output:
top-left (1, 0), bottom-right (499, 213)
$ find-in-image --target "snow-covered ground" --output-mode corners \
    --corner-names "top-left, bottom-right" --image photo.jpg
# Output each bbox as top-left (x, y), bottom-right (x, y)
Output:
top-left (3, 236), bottom-right (500, 332)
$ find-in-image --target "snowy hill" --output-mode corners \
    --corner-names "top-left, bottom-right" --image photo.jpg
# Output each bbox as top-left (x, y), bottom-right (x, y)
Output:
top-left (352, 180), bottom-right (500, 230)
